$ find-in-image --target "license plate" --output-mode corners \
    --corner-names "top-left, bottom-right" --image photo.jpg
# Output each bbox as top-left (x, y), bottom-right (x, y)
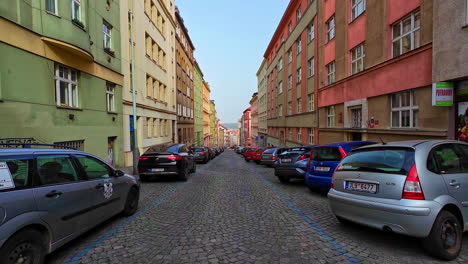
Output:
top-left (345, 181), bottom-right (378, 194)
top-left (150, 168), bottom-right (164, 172)
top-left (282, 159), bottom-right (292, 163)
top-left (316, 166), bottom-right (330, 172)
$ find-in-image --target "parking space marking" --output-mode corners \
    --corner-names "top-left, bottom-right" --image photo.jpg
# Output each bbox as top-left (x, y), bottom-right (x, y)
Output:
top-left (250, 166), bottom-right (362, 264)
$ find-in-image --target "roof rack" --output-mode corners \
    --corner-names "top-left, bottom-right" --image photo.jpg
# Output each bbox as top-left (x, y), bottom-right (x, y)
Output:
top-left (0, 143), bottom-right (77, 150)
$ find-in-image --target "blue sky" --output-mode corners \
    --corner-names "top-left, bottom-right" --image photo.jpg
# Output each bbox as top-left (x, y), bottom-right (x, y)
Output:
top-left (176, 0), bottom-right (289, 123)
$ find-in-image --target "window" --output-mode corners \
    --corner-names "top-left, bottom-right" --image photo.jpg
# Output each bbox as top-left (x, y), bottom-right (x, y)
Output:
top-left (278, 81), bottom-right (283, 94)
top-left (76, 155), bottom-right (112, 179)
top-left (392, 10), bottom-right (420, 57)
top-left (71, 0), bottom-right (81, 22)
top-left (428, 144), bottom-right (468, 174)
top-left (288, 102), bottom-right (292, 115)
top-left (308, 128), bottom-right (313, 144)
top-left (46, 0), bottom-right (58, 14)
top-left (297, 128), bottom-right (302, 142)
top-left (106, 82), bottom-right (115, 112)
top-left (351, 44), bottom-right (365, 74)
top-left (327, 61), bottom-right (335, 85)
top-left (297, 6), bottom-right (302, 21)
top-left (288, 23), bottom-right (292, 34)
top-left (55, 64), bottom-right (79, 108)
top-left (288, 128), bottom-right (292, 140)
top-left (308, 24), bottom-right (315, 42)
top-left (103, 22), bottom-right (112, 50)
top-left (351, 0), bottom-right (366, 20)
top-left (278, 104), bottom-right (283, 117)
top-left (54, 140), bottom-right (84, 150)
top-left (307, 94), bottom-right (314, 111)
top-left (391, 90), bottom-right (418, 128)
top-left (350, 107), bottom-right (362, 128)
top-left (288, 75), bottom-right (292, 89)
top-left (296, 38), bottom-right (302, 55)
top-left (0, 156), bottom-right (32, 190)
top-left (326, 16), bottom-right (335, 41)
top-left (36, 155), bottom-right (79, 185)
top-left (308, 57), bottom-right (315, 77)
top-left (297, 68), bottom-right (302, 83)
top-left (278, 57), bottom-right (283, 71)
top-left (187, 86), bottom-right (191, 97)
top-left (327, 106), bottom-right (335, 128)
top-left (297, 98), bottom-right (302, 113)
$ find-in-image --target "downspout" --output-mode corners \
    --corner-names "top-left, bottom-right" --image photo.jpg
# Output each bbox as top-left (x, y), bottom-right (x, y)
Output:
top-left (129, 0), bottom-right (139, 174)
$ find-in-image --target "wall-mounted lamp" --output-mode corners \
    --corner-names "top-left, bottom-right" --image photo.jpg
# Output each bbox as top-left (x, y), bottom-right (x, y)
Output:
top-left (69, 114), bottom-right (75, 120)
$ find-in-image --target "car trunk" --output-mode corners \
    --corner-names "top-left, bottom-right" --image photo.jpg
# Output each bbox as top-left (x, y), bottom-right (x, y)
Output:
top-left (309, 147), bottom-right (344, 176)
top-left (332, 147), bottom-right (415, 200)
top-left (138, 152), bottom-right (177, 168)
top-left (278, 149), bottom-right (309, 167)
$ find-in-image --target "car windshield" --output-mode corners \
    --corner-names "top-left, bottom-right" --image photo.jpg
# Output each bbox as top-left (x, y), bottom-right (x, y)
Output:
top-left (311, 147), bottom-right (342, 161)
top-left (246, 148), bottom-right (256, 152)
top-left (340, 148), bottom-right (415, 174)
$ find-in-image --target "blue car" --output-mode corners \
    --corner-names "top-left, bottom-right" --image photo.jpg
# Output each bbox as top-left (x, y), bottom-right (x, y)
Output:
top-left (305, 141), bottom-right (376, 191)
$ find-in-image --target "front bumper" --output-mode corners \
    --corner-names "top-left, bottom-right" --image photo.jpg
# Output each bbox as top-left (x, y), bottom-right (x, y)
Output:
top-left (274, 167), bottom-right (306, 178)
top-left (328, 189), bottom-right (441, 238)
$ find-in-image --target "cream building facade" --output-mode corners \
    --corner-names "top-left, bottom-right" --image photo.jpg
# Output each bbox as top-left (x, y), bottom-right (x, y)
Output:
top-left (202, 81), bottom-right (212, 146)
top-left (121, 0), bottom-right (177, 166)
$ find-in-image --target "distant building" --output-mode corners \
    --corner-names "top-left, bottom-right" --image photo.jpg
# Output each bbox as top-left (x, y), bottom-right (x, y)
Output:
top-left (257, 59), bottom-right (269, 147)
top-left (250, 93), bottom-right (259, 147)
top-left (194, 62), bottom-right (204, 146)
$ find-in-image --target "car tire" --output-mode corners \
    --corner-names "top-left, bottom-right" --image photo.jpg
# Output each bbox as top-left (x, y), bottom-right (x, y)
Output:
top-left (335, 215), bottom-right (353, 225)
top-left (422, 210), bottom-right (462, 260)
top-left (179, 167), bottom-right (189, 181)
top-left (278, 176), bottom-right (290, 184)
top-left (122, 187), bottom-right (139, 216)
top-left (0, 229), bottom-right (46, 264)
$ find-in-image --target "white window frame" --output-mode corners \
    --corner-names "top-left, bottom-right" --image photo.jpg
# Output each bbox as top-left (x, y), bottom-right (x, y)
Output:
top-left (297, 98), bottom-right (302, 113)
top-left (288, 49), bottom-right (293, 64)
top-left (308, 57), bottom-right (315, 77)
top-left (307, 94), bottom-right (314, 111)
top-left (351, 0), bottom-right (366, 21)
top-left (103, 22), bottom-right (112, 50)
top-left (71, 0), bottom-right (81, 22)
top-left (278, 81), bottom-right (283, 94)
top-left (351, 44), bottom-right (365, 74)
top-left (327, 61), bottom-right (335, 85)
top-left (308, 128), bottom-right (313, 144)
top-left (278, 57), bottom-right (283, 71)
top-left (288, 102), bottom-right (292, 115)
top-left (308, 24), bottom-right (315, 42)
top-left (297, 128), bottom-right (302, 142)
top-left (326, 16), bottom-right (335, 41)
top-left (296, 38), bottom-right (302, 55)
top-left (391, 90), bottom-right (418, 128)
top-left (297, 68), bottom-right (302, 83)
top-left (278, 105), bottom-right (283, 117)
top-left (55, 64), bottom-right (79, 108)
top-left (288, 23), bottom-right (292, 34)
top-left (297, 6), bottom-right (302, 21)
top-left (46, 0), bottom-right (58, 15)
top-left (106, 82), bottom-right (115, 112)
top-left (327, 106), bottom-right (335, 128)
top-left (392, 10), bottom-right (420, 58)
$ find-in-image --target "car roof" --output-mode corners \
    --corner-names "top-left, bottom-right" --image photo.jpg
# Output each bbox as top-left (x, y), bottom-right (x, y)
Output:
top-left (0, 148), bottom-right (87, 155)
top-left (356, 140), bottom-right (465, 150)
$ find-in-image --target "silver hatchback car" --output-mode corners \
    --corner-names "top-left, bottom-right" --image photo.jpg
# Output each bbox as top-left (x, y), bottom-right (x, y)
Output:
top-left (0, 147), bottom-right (140, 264)
top-left (328, 140), bottom-right (468, 260)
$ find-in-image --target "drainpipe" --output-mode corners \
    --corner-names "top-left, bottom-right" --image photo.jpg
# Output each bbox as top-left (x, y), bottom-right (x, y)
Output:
top-left (129, 0), bottom-right (139, 174)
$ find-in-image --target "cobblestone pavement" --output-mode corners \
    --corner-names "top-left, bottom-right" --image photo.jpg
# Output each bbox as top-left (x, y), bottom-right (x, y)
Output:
top-left (47, 150), bottom-right (468, 264)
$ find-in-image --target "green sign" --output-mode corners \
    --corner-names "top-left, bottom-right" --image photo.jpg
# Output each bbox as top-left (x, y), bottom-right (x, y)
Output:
top-left (432, 82), bottom-right (454, 106)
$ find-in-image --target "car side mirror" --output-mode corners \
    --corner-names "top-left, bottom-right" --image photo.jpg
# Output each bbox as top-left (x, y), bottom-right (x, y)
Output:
top-left (114, 170), bottom-right (125, 177)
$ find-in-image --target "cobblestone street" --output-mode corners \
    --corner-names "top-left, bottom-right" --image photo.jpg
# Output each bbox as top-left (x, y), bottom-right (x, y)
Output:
top-left (47, 150), bottom-right (468, 264)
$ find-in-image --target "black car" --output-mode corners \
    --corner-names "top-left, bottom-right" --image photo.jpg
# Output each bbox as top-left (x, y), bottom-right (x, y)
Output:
top-left (206, 147), bottom-right (215, 160)
top-left (274, 146), bottom-right (313, 183)
top-left (191, 147), bottom-right (210, 163)
top-left (212, 147), bottom-right (220, 156)
top-left (138, 144), bottom-right (196, 181)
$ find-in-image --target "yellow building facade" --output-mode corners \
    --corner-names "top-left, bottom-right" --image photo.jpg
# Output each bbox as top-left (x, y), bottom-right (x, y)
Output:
top-left (202, 81), bottom-right (212, 146)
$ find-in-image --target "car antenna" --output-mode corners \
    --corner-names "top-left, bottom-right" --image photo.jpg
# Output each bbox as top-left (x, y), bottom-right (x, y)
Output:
top-left (378, 136), bottom-right (387, 145)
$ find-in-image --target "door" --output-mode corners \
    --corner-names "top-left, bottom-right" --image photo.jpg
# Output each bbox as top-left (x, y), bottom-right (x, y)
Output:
top-left (33, 155), bottom-right (89, 242)
top-left (74, 155), bottom-right (125, 229)
top-left (429, 144), bottom-right (468, 206)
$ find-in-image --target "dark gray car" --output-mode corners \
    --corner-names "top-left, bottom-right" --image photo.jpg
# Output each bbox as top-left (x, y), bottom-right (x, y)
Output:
top-left (274, 146), bottom-right (313, 183)
top-left (260, 148), bottom-right (288, 167)
top-left (0, 148), bottom-right (140, 264)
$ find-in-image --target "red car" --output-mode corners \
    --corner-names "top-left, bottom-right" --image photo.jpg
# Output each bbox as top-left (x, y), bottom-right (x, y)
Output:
top-left (245, 147), bottom-right (272, 164)
top-left (244, 147), bottom-right (259, 162)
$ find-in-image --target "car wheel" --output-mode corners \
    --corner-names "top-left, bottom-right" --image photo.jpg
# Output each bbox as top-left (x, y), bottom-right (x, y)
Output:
top-left (190, 163), bottom-right (196, 173)
top-left (278, 176), bottom-right (290, 184)
top-left (335, 215), bottom-right (353, 225)
top-left (423, 210), bottom-right (462, 260)
top-left (0, 229), bottom-right (45, 264)
top-left (122, 187), bottom-right (139, 216)
top-left (254, 160), bottom-right (260, 164)
top-left (179, 167), bottom-right (189, 181)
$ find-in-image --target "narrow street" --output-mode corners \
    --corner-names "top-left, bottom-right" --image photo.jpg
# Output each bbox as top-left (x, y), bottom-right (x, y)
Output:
top-left (47, 150), bottom-right (468, 264)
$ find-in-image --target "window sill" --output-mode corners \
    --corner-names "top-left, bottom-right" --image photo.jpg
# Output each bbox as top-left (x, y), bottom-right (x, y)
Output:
top-left (104, 48), bottom-right (115, 57)
top-left (107, 111), bottom-right (118, 115)
top-left (72, 20), bottom-right (86, 31)
top-left (349, 11), bottom-right (366, 25)
top-left (462, 23), bottom-right (468, 29)
top-left (57, 105), bottom-right (82, 111)
top-left (308, 75), bottom-right (315, 79)
top-left (46, 11), bottom-right (61, 18)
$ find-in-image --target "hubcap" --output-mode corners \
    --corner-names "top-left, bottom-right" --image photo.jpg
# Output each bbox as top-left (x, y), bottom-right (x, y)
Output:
top-left (441, 220), bottom-right (457, 249)
top-left (8, 243), bottom-right (35, 264)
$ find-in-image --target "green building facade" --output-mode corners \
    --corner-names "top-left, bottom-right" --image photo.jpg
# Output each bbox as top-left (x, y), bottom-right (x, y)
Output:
top-left (193, 63), bottom-right (204, 146)
top-left (0, 0), bottom-right (124, 166)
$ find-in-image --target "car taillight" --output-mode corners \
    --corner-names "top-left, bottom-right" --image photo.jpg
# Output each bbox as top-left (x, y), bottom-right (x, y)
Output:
top-left (139, 157), bottom-right (149, 161)
top-left (402, 165), bottom-right (425, 200)
top-left (272, 156), bottom-right (276, 160)
top-left (167, 156), bottom-right (183, 161)
top-left (297, 155), bottom-right (308, 161)
top-left (338, 147), bottom-right (348, 159)
top-left (200, 152), bottom-right (206, 155)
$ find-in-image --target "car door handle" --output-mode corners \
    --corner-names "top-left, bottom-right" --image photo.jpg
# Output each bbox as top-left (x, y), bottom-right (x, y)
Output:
top-left (449, 181), bottom-right (460, 188)
top-left (45, 190), bottom-right (63, 198)
top-left (95, 183), bottom-right (105, 189)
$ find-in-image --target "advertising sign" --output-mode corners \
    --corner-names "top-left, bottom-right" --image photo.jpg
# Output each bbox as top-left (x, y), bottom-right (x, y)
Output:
top-left (0, 162), bottom-right (15, 190)
top-left (456, 102), bottom-right (468, 142)
top-left (432, 82), bottom-right (454, 106)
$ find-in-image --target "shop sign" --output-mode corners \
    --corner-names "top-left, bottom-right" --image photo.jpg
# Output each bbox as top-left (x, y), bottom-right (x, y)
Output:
top-left (432, 82), bottom-right (454, 106)
top-left (457, 80), bottom-right (468, 96)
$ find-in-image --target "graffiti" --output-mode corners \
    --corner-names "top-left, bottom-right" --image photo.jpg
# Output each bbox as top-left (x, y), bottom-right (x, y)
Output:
top-left (0, 138), bottom-right (39, 148)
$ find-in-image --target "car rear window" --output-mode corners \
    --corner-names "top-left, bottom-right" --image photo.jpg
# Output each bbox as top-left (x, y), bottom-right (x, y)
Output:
top-left (193, 148), bottom-right (205, 152)
top-left (311, 147), bottom-right (342, 161)
top-left (0, 155), bottom-right (32, 191)
top-left (263, 148), bottom-right (276, 154)
top-left (283, 147), bottom-right (311, 155)
top-left (339, 148), bottom-right (415, 175)
top-left (256, 148), bottom-right (265, 152)
top-left (166, 145), bottom-right (180, 153)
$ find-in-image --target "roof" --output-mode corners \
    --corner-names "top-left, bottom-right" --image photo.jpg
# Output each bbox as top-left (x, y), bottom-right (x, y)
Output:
top-left (0, 148), bottom-right (85, 155)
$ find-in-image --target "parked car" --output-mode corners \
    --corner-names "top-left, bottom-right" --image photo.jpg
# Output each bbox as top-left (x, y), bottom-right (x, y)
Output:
top-left (206, 147), bottom-right (215, 160)
top-left (212, 147), bottom-right (220, 156)
top-left (251, 148), bottom-right (268, 164)
top-left (305, 141), bottom-right (375, 191)
top-left (191, 147), bottom-right (210, 164)
top-left (328, 140), bottom-right (468, 260)
top-left (244, 147), bottom-right (259, 162)
top-left (0, 145), bottom-right (140, 264)
top-left (261, 148), bottom-right (288, 167)
top-left (240, 147), bottom-right (249, 157)
top-left (138, 144), bottom-right (196, 181)
top-left (275, 146), bottom-right (314, 183)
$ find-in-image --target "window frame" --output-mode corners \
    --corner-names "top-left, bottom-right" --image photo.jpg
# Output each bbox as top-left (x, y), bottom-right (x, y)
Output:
top-left (103, 21), bottom-right (112, 51)
top-left (55, 64), bottom-right (79, 108)
top-left (297, 6), bottom-right (302, 22)
top-left (390, 89), bottom-right (419, 128)
top-left (326, 16), bottom-right (335, 42)
top-left (297, 128), bottom-right (302, 142)
top-left (46, 0), bottom-right (58, 15)
top-left (296, 67), bottom-right (302, 83)
top-left (74, 155), bottom-right (114, 181)
top-left (35, 154), bottom-right (82, 187)
top-left (327, 61), bottom-right (335, 85)
top-left (278, 57), bottom-right (283, 71)
top-left (308, 128), bottom-right (314, 144)
top-left (0, 155), bottom-right (34, 192)
top-left (307, 94), bottom-right (314, 112)
top-left (351, 0), bottom-right (366, 21)
top-left (351, 44), bottom-right (365, 75)
top-left (288, 49), bottom-right (293, 64)
top-left (288, 75), bottom-right (293, 89)
top-left (297, 98), bottom-right (302, 113)
top-left (106, 82), bottom-right (116, 113)
top-left (71, 0), bottom-right (82, 22)
top-left (278, 81), bottom-right (283, 94)
top-left (308, 23), bottom-right (315, 43)
top-left (308, 57), bottom-right (315, 77)
top-left (296, 38), bottom-right (302, 55)
top-left (327, 106), bottom-right (336, 128)
top-left (392, 10), bottom-right (421, 58)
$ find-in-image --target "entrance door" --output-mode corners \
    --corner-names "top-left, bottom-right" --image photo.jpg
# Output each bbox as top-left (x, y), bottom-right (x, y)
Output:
top-left (107, 137), bottom-right (116, 166)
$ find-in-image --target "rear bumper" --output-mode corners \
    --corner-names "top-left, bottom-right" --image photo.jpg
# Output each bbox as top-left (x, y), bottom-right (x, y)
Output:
top-left (305, 173), bottom-right (332, 189)
top-left (274, 167), bottom-right (306, 178)
top-left (245, 156), bottom-right (256, 160)
top-left (260, 160), bottom-right (275, 166)
top-left (328, 189), bottom-right (440, 237)
top-left (194, 156), bottom-right (207, 162)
